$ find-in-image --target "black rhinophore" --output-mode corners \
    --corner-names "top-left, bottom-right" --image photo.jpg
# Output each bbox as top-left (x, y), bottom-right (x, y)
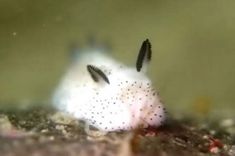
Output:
top-left (136, 39), bottom-right (152, 72)
top-left (87, 65), bottom-right (110, 84)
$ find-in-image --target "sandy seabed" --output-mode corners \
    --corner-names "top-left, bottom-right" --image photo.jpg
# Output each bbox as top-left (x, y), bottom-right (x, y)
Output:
top-left (0, 106), bottom-right (234, 156)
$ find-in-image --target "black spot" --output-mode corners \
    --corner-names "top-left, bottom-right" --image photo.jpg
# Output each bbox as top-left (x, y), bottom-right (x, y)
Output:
top-left (159, 115), bottom-right (162, 118)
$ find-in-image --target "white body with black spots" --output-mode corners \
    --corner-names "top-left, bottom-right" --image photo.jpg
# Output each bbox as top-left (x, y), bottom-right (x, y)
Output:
top-left (52, 39), bottom-right (166, 132)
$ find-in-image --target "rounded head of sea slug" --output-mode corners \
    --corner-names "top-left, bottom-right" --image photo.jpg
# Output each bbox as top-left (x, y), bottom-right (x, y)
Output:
top-left (84, 67), bottom-right (166, 131)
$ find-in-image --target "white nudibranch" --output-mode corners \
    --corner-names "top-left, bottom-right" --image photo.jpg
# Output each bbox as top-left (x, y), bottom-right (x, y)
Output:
top-left (52, 39), bottom-right (166, 132)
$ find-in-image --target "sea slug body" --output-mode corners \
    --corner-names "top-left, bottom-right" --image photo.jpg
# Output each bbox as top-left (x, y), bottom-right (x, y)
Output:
top-left (52, 39), bottom-right (166, 132)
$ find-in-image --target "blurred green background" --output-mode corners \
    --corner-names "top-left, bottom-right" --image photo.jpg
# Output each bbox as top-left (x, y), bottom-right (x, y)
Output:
top-left (0, 0), bottom-right (234, 118)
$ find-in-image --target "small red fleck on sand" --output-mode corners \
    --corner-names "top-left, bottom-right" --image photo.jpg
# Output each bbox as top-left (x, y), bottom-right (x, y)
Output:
top-left (138, 126), bottom-right (160, 137)
top-left (208, 137), bottom-right (223, 154)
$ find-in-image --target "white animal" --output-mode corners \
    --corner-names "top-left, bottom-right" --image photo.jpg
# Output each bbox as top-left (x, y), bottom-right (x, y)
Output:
top-left (52, 39), bottom-right (166, 132)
